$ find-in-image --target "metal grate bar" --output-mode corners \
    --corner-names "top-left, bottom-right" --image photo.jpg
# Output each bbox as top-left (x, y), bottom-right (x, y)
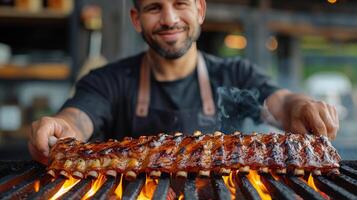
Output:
top-left (284, 176), bottom-right (325, 200)
top-left (92, 176), bottom-right (117, 200)
top-left (260, 174), bottom-right (302, 200)
top-left (314, 176), bottom-right (357, 200)
top-left (60, 179), bottom-right (92, 200)
top-left (184, 175), bottom-right (198, 200)
top-left (122, 174), bottom-right (146, 200)
top-left (0, 171), bottom-right (47, 200)
top-left (27, 177), bottom-right (66, 200)
top-left (328, 173), bottom-right (357, 195)
top-left (152, 174), bottom-right (170, 200)
top-left (0, 163), bottom-right (44, 193)
top-left (340, 165), bottom-right (357, 179)
top-left (0, 161), bottom-right (37, 178)
top-left (235, 174), bottom-right (261, 200)
top-left (211, 175), bottom-right (232, 200)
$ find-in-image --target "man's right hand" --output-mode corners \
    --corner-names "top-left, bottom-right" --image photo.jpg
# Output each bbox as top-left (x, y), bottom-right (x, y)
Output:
top-left (28, 107), bottom-right (94, 165)
top-left (28, 117), bottom-right (77, 164)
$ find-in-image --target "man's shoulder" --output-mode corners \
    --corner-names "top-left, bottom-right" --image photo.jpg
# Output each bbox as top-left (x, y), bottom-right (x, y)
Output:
top-left (202, 51), bottom-right (247, 70)
top-left (94, 52), bottom-right (144, 76)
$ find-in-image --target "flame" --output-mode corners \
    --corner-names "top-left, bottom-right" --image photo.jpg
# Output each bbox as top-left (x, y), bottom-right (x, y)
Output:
top-left (223, 172), bottom-right (236, 200)
top-left (50, 176), bottom-right (80, 200)
top-left (137, 176), bottom-right (158, 200)
top-left (81, 174), bottom-right (107, 200)
top-left (34, 180), bottom-right (40, 192)
top-left (178, 193), bottom-right (184, 200)
top-left (246, 171), bottom-right (272, 200)
top-left (114, 174), bottom-right (123, 198)
top-left (306, 173), bottom-right (330, 200)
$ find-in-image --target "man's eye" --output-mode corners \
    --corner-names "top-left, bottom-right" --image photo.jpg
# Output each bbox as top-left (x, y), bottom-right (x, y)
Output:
top-left (176, 1), bottom-right (189, 8)
top-left (146, 6), bottom-right (160, 12)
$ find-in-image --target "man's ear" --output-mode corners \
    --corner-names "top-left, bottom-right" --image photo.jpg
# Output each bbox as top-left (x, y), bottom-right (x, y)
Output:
top-left (196, 0), bottom-right (206, 25)
top-left (130, 7), bottom-right (142, 33)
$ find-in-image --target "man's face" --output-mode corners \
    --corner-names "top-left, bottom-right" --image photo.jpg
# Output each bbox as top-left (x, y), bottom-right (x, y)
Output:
top-left (131, 0), bottom-right (206, 59)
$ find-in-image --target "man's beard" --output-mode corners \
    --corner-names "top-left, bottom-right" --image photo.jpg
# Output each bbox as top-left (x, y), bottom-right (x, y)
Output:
top-left (141, 25), bottom-right (201, 59)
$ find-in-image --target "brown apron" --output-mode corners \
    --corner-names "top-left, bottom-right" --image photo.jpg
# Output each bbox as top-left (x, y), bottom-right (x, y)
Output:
top-left (132, 52), bottom-right (217, 137)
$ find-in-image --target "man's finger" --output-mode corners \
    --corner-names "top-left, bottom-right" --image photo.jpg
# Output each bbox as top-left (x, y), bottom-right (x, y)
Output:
top-left (290, 119), bottom-right (308, 135)
top-left (28, 142), bottom-right (48, 165)
top-left (33, 122), bottom-right (54, 157)
top-left (304, 108), bottom-right (327, 137)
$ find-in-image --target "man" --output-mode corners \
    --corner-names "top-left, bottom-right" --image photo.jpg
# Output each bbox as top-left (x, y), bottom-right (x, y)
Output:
top-left (28, 0), bottom-right (339, 164)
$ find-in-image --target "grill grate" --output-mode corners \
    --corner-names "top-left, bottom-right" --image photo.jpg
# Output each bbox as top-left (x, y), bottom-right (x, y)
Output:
top-left (0, 161), bottom-right (356, 200)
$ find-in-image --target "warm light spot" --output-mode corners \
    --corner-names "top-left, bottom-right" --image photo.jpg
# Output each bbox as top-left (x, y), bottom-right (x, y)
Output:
top-left (327, 0), bottom-right (337, 4)
top-left (266, 36), bottom-right (278, 51)
top-left (114, 174), bottom-right (123, 198)
top-left (81, 174), bottom-right (107, 200)
top-left (137, 175), bottom-right (159, 200)
top-left (34, 180), bottom-right (40, 192)
top-left (225, 34), bottom-right (247, 50)
top-left (223, 172), bottom-right (237, 200)
top-left (50, 176), bottom-right (80, 200)
top-left (246, 171), bottom-right (272, 200)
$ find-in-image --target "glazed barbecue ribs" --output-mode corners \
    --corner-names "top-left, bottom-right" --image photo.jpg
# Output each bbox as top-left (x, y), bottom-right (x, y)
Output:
top-left (47, 131), bottom-right (341, 179)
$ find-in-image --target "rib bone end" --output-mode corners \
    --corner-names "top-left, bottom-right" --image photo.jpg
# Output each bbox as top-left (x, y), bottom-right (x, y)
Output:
top-left (214, 131), bottom-right (223, 136)
top-left (259, 167), bottom-right (269, 174)
top-left (174, 132), bottom-right (183, 137)
top-left (199, 170), bottom-right (210, 178)
top-left (149, 170), bottom-right (162, 178)
top-left (313, 170), bottom-right (321, 176)
top-left (176, 171), bottom-right (188, 178)
top-left (125, 171), bottom-right (137, 181)
top-left (294, 168), bottom-right (305, 176)
top-left (60, 170), bottom-right (70, 178)
top-left (72, 171), bottom-right (84, 179)
top-left (219, 168), bottom-right (231, 176)
top-left (106, 170), bottom-right (117, 177)
top-left (87, 171), bottom-right (99, 178)
top-left (193, 131), bottom-right (202, 136)
top-left (239, 166), bottom-right (250, 174)
top-left (47, 170), bottom-right (56, 177)
top-left (275, 168), bottom-right (287, 174)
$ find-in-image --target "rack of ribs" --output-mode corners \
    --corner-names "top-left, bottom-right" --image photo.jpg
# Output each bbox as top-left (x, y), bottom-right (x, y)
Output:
top-left (47, 131), bottom-right (341, 180)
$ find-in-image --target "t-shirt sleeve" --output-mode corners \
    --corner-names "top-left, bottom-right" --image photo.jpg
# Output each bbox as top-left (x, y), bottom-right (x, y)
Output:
top-left (61, 68), bottom-right (115, 135)
top-left (233, 58), bottom-right (281, 103)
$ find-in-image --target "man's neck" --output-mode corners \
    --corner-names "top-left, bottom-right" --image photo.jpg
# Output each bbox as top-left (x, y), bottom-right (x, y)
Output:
top-left (147, 44), bottom-right (198, 82)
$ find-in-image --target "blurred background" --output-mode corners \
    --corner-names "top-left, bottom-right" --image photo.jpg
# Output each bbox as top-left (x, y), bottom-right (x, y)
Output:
top-left (0, 0), bottom-right (356, 160)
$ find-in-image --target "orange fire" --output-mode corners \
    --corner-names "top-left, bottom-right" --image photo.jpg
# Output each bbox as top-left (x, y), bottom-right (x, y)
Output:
top-left (223, 172), bottom-right (237, 200)
top-left (306, 173), bottom-right (330, 199)
top-left (50, 176), bottom-right (80, 200)
top-left (81, 174), bottom-right (107, 200)
top-left (137, 176), bottom-right (159, 200)
top-left (246, 171), bottom-right (272, 200)
top-left (34, 180), bottom-right (40, 192)
top-left (114, 174), bottom-right (123, 198)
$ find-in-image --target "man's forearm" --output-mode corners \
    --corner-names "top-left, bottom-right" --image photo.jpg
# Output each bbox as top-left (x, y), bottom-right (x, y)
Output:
top-left (55, 107), bottom-right (94, 142)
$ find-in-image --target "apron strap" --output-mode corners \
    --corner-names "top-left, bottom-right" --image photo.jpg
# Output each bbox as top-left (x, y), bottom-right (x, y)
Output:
top-left (136, 52), bottom-right (216, 117)
top-left (136, 54), bottom-right (151, 117)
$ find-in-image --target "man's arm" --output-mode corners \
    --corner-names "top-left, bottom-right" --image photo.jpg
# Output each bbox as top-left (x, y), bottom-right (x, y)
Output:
top-left (264, 89), bottom-right (339, 140)
top-left (28, 107), bottom-right (93, 164)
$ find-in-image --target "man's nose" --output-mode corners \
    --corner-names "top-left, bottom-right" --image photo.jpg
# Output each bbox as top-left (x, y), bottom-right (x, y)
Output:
top-left (160, 6), bottom-right (179, 26)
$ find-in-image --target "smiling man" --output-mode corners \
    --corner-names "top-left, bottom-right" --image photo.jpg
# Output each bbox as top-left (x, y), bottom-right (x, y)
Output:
top-left (28, 0), bottom-right (339, 164)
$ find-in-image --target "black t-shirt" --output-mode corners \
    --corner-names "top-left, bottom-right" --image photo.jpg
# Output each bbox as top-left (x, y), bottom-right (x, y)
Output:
top-left (62, 52), bottom-right (280, 139)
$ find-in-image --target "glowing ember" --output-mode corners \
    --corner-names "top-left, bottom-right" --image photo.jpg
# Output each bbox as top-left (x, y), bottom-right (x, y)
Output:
top-left (178, 193), bottom-right (184, 200)
top-left (246, 171), bottom-right (272, 200)
top-left (81, 174), bottom-right (107, 200)
top-left (137, 176), bottom-right (158, 200)
top-left (50, 176), bottom-right (80, 200)
top-left (114, 174), bottom-right (123, 198)
top-left (223, 172), bottom-right (236, 200)
top-left (34, 180), bottom-right (40, 192)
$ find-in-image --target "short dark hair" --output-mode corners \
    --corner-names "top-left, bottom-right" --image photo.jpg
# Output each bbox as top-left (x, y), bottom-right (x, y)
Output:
top-left (132, 0), bottom-right (140, 9)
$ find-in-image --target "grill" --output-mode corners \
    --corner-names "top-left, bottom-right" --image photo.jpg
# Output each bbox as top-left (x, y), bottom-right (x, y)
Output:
top-left (0, 161), bottom-right (356, 200)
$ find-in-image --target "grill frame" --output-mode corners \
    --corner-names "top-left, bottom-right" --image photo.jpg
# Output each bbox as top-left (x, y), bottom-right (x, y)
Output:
top-left (0, 160), bottom-right (356, 200)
